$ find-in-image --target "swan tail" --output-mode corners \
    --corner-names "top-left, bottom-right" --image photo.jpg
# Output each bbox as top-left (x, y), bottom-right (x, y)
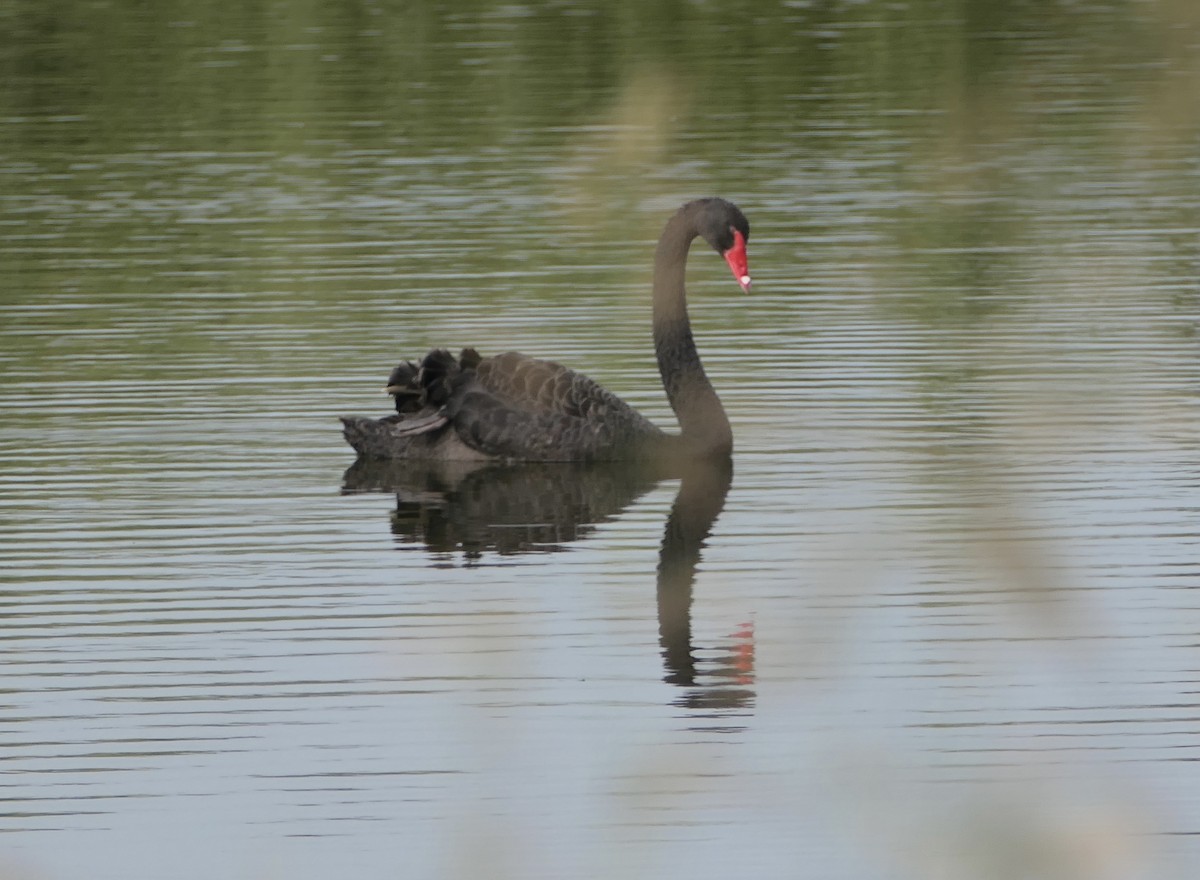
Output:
top-left (340, 409), bottom-right (448, 458)
top-left (340, 415), bottom-right (395, 458)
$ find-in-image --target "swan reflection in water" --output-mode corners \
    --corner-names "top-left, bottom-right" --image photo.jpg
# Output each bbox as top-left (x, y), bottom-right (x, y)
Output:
top-left (342, 458), bottom-right (754, 715)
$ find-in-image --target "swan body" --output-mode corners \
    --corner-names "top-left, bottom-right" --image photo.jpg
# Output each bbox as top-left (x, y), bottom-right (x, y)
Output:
top-left (340, 197), bottom-right (751, 462)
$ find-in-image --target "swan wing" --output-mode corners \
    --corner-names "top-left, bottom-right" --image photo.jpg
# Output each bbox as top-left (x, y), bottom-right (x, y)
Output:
top-left (476, 352), bottom-right (661, 434)
top-left (346, 349), bottom-right (664, 461)
top-left (446, 380), bottom-right (653, 462)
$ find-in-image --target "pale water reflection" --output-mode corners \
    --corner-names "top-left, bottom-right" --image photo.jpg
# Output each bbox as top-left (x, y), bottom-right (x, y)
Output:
top-left (2, 0), bottom-right (1200, 878)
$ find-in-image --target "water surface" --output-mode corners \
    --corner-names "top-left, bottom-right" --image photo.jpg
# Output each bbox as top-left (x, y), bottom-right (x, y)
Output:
top-left (3, 2), bottom-right (1200, 878)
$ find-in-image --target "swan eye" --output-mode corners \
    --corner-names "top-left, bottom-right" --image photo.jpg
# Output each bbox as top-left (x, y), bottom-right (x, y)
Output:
top-left (721, 224), bottom-right (749, 252)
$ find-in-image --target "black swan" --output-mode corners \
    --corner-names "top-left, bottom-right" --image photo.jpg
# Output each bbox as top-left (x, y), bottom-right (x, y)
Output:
top-left (340, 197), bottom-right (751, 462)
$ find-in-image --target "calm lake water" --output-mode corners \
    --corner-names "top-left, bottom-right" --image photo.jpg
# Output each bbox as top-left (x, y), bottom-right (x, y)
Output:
top-left (3, 2), bottom-right (1200, 878)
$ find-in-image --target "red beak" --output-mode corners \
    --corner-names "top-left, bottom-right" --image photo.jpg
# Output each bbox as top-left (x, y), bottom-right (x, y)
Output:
top-left (723, 228), bottom-right (751, 292)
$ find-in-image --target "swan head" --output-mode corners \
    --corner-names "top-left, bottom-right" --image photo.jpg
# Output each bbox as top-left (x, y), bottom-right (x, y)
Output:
top-left (693, 198), bottom-right (752, 293)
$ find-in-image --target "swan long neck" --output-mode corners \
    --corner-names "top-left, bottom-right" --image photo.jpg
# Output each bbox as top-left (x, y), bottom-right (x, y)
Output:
top-left (652, 207), bottom-right (733, 458)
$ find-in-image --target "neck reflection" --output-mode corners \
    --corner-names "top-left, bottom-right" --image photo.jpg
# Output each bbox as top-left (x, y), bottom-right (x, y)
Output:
top-left (656, 460), bottom-right (754, 716)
